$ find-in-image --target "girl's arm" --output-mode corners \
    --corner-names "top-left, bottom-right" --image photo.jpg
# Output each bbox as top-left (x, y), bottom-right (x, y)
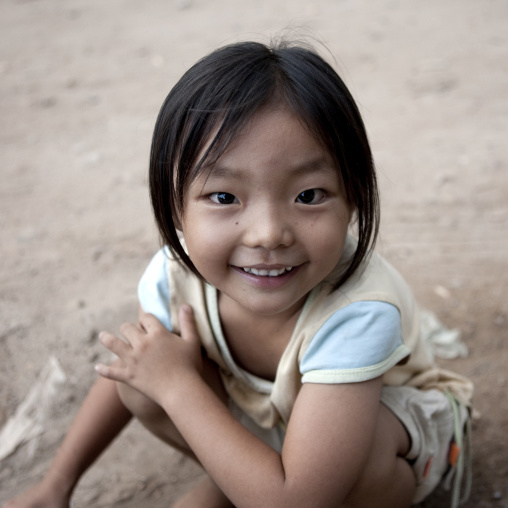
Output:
top-left (96, 307), bottom-right (383, 508)
top-left (3, 374), bottom-right (132, 508)
top-left (168, 372), bottom-right (382, 508)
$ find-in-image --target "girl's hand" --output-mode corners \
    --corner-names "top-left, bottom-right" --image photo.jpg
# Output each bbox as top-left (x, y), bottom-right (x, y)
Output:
top-left (95, 305), bottom-right (203, 406)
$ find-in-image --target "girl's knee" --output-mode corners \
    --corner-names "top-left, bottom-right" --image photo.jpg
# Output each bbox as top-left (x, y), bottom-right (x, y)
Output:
top-left (346, 455), bottom-right (415, 508)
top-left (344, 404), bottom-right (416, 508)
top-left (116, 381), bottom-right (166, 420)
top-left (115, 357), bottom-right (228, 459)
top-left (116, 381), bottom-right (194, 455)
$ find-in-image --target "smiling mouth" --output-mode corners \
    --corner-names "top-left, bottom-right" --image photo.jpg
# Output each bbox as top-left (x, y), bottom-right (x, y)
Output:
top-left (241, 266), bottom-right (294, 277)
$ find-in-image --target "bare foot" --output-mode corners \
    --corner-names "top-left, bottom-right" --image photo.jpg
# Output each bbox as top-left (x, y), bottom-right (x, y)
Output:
top-left (2, 480), bottom-right (71, 508)
top-left (171, 476), bottom-right (234, 508)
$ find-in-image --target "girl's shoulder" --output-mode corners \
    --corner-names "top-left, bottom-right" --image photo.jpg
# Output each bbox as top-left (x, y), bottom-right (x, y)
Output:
top-left (294, 245), bottom-right (420, 366)
top-left (137, 247), bottom-right (173, 330)
top-left (316, 243), bottom-right (416, 318)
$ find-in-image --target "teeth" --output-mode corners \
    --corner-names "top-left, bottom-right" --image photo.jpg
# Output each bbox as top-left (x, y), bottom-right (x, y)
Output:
top-left (242, 267), bottom-right (293, 277)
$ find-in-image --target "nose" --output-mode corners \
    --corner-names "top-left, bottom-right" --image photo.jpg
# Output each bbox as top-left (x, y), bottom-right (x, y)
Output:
top-left (242, 202), bottom-right (295, 250)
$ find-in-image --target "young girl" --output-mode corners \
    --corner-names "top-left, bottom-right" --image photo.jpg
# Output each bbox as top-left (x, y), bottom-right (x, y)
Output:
top-left (4, 40), bottom-right (473, 508)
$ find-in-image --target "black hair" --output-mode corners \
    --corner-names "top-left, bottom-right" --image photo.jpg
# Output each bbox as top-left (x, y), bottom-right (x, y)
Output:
top-left (149, 40), bottom-right (379, 289)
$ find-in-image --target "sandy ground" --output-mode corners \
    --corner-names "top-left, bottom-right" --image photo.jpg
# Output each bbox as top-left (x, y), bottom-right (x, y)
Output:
top-left (0, 0), bottom-right (507, 506)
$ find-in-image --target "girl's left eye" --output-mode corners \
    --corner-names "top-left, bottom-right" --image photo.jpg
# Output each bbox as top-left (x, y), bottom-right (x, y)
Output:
top-left (209, 192), bottom-right (238, 205)
top-left (296, 189), bottom-right (325, 205)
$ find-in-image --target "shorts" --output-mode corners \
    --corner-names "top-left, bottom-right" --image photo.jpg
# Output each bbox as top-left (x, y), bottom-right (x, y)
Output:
top-left (381, 386), bottom-right (471, 506)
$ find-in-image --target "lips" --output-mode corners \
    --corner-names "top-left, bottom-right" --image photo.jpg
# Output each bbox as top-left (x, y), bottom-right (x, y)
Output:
top-left (241, 266), bottom-right (293, 277)
top-left (232, 264), bottom-right (300, 289)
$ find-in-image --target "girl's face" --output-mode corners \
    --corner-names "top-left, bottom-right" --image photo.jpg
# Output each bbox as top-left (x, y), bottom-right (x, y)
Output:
top-left (180, 106), bottom-right (351, 321)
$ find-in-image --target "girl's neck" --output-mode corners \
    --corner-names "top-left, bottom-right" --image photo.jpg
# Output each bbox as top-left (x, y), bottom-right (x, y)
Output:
top-left (217, 292), bottom-right (304, 381)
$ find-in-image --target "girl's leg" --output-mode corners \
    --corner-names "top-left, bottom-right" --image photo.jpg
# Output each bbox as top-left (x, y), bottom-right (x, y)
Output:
top-left (3, 375), bottom-right (133, 508)
top-left (343, 403), bottom-right (415, 508)
top-left (118, 364), bottom-right (417, 508)
top-left (171, 477), bottom-right (234, 508)
top-left (116, 355), bottom-right (234, 508)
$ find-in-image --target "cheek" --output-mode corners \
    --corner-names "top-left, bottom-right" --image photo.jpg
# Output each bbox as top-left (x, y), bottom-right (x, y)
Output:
top-left (309, 207), bottom-right (350, 237)
top-left (183, 218), bottom-right (233, 270)
top-left (308, 211), bottom-right (350, 260)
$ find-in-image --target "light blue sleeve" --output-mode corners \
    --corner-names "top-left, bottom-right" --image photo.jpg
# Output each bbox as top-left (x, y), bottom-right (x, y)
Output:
top-left (300, 301), bottom-right (409, 383)
top-left (137, 248), bottom-right (172, 331)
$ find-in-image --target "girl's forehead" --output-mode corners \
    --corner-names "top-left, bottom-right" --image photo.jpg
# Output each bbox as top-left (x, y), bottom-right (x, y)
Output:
top-left (189, 108), bottom-right (340, 192)
top-left (202, 105), bottom-right (329, 165)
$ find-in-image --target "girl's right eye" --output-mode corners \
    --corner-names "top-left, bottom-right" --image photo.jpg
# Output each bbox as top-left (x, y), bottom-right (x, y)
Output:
top-left (209, 192), bottom-right (238, 205)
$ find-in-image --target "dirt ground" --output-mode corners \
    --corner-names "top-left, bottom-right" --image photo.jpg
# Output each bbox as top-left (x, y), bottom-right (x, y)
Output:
top-left (1, 0), bottom-right (507, 506)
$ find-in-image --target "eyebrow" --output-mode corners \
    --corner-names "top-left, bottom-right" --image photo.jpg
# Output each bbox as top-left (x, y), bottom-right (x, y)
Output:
top-left (203, 156), bottom-right (336, 180)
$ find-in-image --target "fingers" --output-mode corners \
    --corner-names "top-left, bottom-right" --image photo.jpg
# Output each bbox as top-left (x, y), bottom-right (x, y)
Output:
top-left (179, 304), bottom-right (199, 345)
top-left (98, 331), bottom-right (131, 356)
top-left (95, 333), bottom-right (131, 382)
top-left (137, 305), bottom-right (146, 327)
top-left (120, 320), bottom-right (143, 338)
top-left (138, 305), bottom-right (197, 343)
top-left (94, 362), bottom-right (127, 382)
top-left (138, 311), bottom-right (166, 332)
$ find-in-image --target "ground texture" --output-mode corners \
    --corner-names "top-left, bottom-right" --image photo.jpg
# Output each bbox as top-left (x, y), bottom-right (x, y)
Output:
top-left (1, 0), bottom-right (507, 506)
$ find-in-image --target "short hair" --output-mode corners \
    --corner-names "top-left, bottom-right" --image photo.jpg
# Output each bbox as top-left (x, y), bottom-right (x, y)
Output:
top-left (149, 40), bottom-right (379, 289)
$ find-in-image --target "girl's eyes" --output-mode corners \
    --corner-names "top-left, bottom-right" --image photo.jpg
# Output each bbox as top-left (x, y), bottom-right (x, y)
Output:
top-left (209, 192), bottom-right (238, 205)
top-left (208, 190), bottom-right (326, 205)
top-left (296, 189), bottom-right (325, 205)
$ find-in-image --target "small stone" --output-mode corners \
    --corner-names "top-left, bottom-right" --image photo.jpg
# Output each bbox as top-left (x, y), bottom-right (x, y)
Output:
top-left (38, 97), bottom-right (57, 108)
top-left (176, 0), bottom-right (192, 9)
top-left (92, 246), bottom-right (104, 261)
top-left (66, 78), bottom-right (78, 88)
top-left (493, 314), bottom-right (506, 327)
top-left (87, 329), bottom-right (98, 344)
top-left (84, 151), bottom-right (101, 165)
top-left (84, 95), bottom-right (100, 106)
top-left (434, 285), bottom-right (451, 299)
top-left (18, 228), bottom-right (37, 242)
